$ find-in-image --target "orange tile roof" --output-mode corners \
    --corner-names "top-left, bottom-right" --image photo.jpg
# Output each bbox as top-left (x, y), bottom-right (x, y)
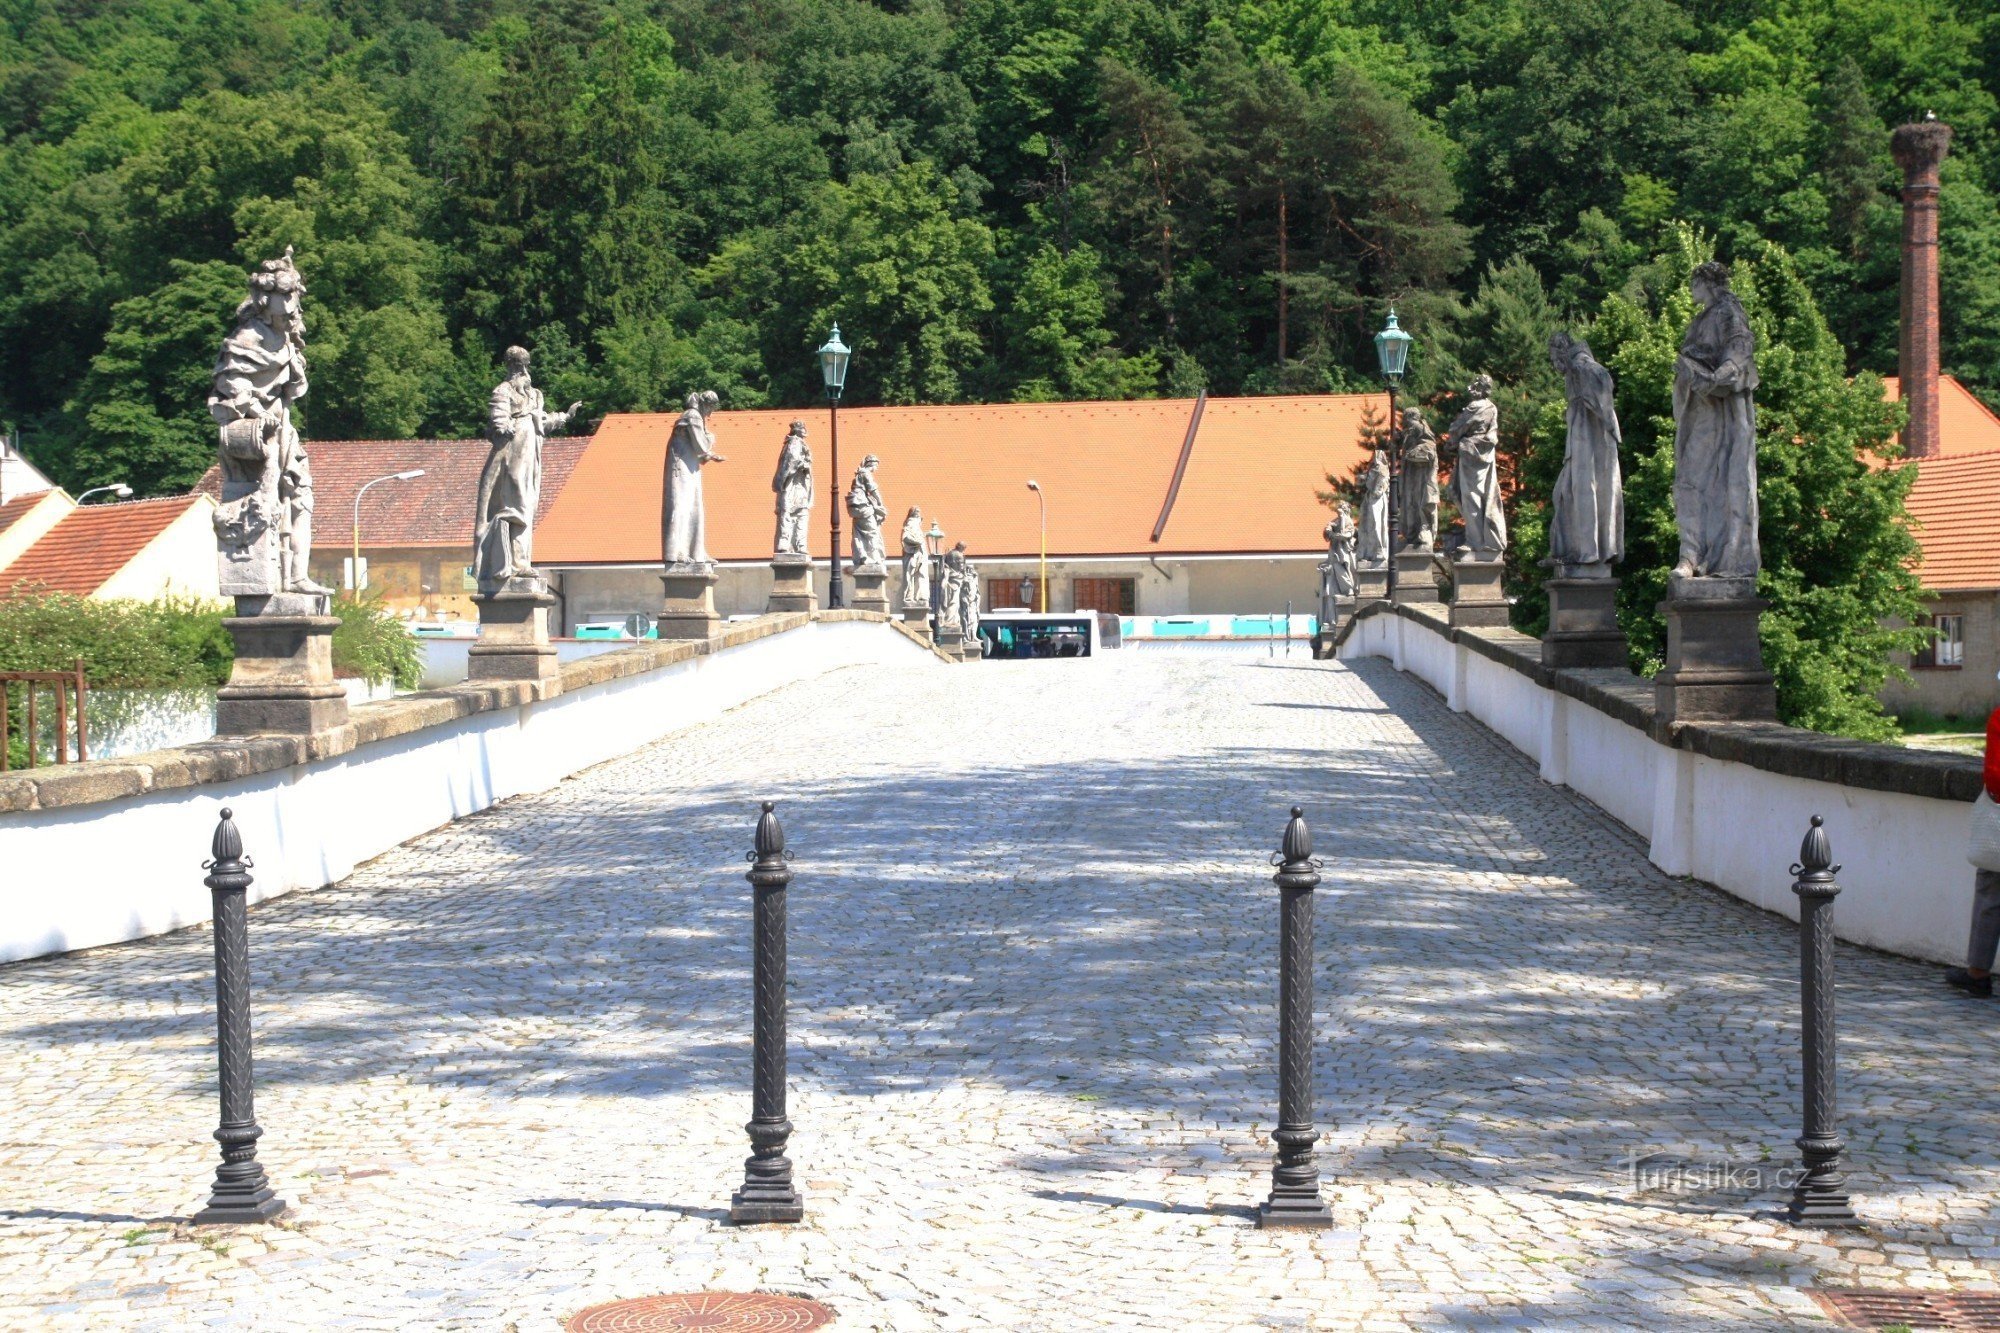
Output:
top-left (537, 395), bottom-right (1380, 564)
top-left (1903, 448), bottom-right (2000, 591)
top-left (1883, 375), bottom-right (2000, 457)
top-left (2, 495), bottom-right (200, 597)
top-left (0, 492), bottom-right (44, 538)
top-left (194, 437), bottom-right (589, 550)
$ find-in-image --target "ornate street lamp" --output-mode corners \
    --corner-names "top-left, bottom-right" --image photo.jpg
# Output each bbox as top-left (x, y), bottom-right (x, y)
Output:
top-left (817, 324), bottom-right (852, 609)
top-left (1025, 479), bottom-right (1048, 612)
top-left (351, 469), bottom-right (425, 593)
top-left (925, 520), bottom-right (945, 638)
top-left (1373, 308), bottom-right (1413, 601)
top-left (77, 483), bottom-right (133, 504)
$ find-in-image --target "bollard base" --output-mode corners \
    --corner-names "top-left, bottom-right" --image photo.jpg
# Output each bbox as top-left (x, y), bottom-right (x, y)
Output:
top-left (1256, 1195), bottom-right (1334, 1229)
top-left (1784, 1195), bottom-right (1863, 1229)
top-left (193, 1187), bottom-right (286, 1226)
top-left (729, 1186), bottom-right (804, 1225)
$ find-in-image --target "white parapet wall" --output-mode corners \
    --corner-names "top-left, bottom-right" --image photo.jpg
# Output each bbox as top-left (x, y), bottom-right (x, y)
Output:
top-left (1341, 604), bottom-right (1981, 965)
top-left (0, 615), bottom-right (936, 964)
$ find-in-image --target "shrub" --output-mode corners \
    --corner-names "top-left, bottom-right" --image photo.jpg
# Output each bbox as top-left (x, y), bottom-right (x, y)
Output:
top-left (330, 592), bottom-right (423, 690)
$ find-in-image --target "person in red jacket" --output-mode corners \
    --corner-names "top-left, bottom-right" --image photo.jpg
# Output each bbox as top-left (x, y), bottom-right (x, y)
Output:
top-left (1946, 702), bottom-right (2000, 996)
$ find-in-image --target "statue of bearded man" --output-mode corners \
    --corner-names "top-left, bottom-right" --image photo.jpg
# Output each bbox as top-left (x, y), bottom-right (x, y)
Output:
top-left (210, 247), bottom-right (330, 600)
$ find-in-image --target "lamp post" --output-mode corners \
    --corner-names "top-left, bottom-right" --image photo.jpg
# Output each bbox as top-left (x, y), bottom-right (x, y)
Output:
top-left (77, 483), bottom-right (133, 505)
top-left (1373, 308), bottom-right (1412, 601)
top-left (1025, 479), bottom-right (1048, 612)
top-left (351, 469), bottom-right (425, 593)
top-left (926, 521), bottom-right (945, 638)
top-left (817, 325), bottom-right (852, 609)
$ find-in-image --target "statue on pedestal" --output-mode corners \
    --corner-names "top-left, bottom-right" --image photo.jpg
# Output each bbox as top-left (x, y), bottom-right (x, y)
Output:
top-left (1322, 503), bottom-right (1357, 599)
top-left (1358, 448), bottom-right (1390, 568)
top-left (1671, 261), bottom-right (1760, 583)
top-left (940, 541), bottom-right (968, 626)
top-left (210, 247), bottom-right (330, 600)
top-left (847, 454), bottom-right (887, 569)
top-left (475, 345), bottom-right (580, 595)
top-left (959, 555), bottom-right (980, 642)
top-left (662, 390), bottom-right (724, 568)
top-left (1396, 409), bottom-right (1438, 551)
top-left (901, 506), bottom-right (928, 606)
top-left (1443, 374), bottom-right (1506, 560)
top-left (772, 420), bottom-right (814, 556)
top-left (1547, 332), bottom-right (1623, 576)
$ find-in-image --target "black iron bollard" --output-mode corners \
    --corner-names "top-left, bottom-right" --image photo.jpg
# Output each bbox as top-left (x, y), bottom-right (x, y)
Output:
top-left (193, 808), bottom-right (285, 1225)
top-left (729, 802), bottom-right (805, 1224)
top-left (1785, 815), bottom-right (1862, 1228)
top-left (1258, 806), bottom-right (1334, 1229)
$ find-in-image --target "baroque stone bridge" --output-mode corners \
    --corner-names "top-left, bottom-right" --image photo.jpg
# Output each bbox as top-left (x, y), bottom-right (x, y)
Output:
top-left (1, 652), bottom-right (1996, 1329)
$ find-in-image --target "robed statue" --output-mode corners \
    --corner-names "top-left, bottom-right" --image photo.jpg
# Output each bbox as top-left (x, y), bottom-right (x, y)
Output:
top-left (1443, 374), bottom-right (1507, 560)
top-left (940, 541), bottom-right (968, 627)
top-left (1671, 261), bottom-right (1760, 582)
top-left (1396, 408), bottom-right (1439, 551)
top-left (475, 346), bottom-right (580, 595)
top-left (959, 555), bottom-right (981, 643)
top-left (1358, 448), bottom-right (1390, 568)
top-left (901, 506), bottom-right (929, 607)
top-left (661, 390), bottom-right (725, 567)
top-left (847, 454), bottom-right (887, 569)
top-left (211, 247), bottom-right (330, 600)
top-left (1547, 332), bottom-right (1623, 576)
top-left (772, 420), bottom-right (814, 556)
top-left (1322, 504), bottom-right (1357, 599)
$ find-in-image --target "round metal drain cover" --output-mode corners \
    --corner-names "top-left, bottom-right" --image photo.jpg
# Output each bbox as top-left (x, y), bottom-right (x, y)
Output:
top-left (566, 1292), bottom-right (835, 1332)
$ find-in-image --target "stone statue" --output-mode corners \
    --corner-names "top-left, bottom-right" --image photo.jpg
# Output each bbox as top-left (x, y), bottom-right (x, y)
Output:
top-left (940, 541), bottom-right (968, 627)
top-left (772, 420), bottom-right (813, 556)
top-left (1396, 408), bottom-right (1439, 551)
top-left (1671, 261), bottom-right (1760, 583)
top-left (1547, 332), bottom-right (1623, 576)
top-left (1322, 503), bottom-right (1357, 598)
top-left (847, 454), bottom-right (887, 569)
top-left (1443, 374), bottom-right (1506, 560)
top-left (661, 390), bottom-right (725, 568)
top-left (1357, 448), bottom-right (1390, 567)
top-left (959, 555), bottom-right (980, 642)
top-left (901, 506), bottom-right (929, 606)
top-left (210, 247), bottom-right (330, 599)
top-left (475, 346), bottom-right (580, 595)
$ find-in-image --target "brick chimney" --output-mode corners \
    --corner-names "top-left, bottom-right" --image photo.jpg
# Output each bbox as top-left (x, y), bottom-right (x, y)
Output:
top-left (1891, 116), bottom-right (1952, 459)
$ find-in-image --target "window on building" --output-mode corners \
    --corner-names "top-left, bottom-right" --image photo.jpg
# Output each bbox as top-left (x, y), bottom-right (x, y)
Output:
top-left (1073, 577), bottom-right (1136, 616)
top-left (1916, 612), bottom-right (1965, 668)
top-left (987, 578), bottom-right (1045, 612)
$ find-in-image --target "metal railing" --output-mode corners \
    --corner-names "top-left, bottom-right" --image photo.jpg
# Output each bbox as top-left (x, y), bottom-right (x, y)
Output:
top-left (1, 659), bottom-right (87, 769)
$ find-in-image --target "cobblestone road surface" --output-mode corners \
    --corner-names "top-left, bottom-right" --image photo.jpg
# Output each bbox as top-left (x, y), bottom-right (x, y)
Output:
top-left (3, 651), bottom-right (1998, 1330)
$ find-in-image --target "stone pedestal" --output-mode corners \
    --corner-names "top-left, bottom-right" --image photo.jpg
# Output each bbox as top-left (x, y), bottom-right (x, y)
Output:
top-left (767, 554), bottom-right (818, 614)
top-left (659, 565), bottom-right (722, 641)
top-left (1542, 577), bottom-right (1628, 669)
top-left (849, 564), bottom-right (890, 613)
top-left (1655, 577), bottom-right (1777, 723)
top-left (937, 624), bottom-right (965, 656)
top-left (216, 593), bottom-right (348, 737)
top-left (1356, 564), bottom-right (1389, 603)
top-left (901, 603), bottom-right (932, 627)
top-left (958, 631), bottom-right (984, 662)
top-left (1449, 558), bottom-right (1510, 629)
top-left (469, 587), bottom-right (561, 686)
top-left (1392, 549), bottom-right (1440, 605)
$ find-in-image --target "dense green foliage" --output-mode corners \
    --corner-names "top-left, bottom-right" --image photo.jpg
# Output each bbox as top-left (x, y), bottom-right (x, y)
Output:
top-left (1, 0), bottom-right (1991, 498)
top-left (329, 591), bottom-right (424, 691)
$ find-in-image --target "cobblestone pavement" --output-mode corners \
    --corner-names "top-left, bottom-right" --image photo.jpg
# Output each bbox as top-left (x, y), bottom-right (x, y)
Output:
top-left (3, 651), bottom-right (1998, 1331)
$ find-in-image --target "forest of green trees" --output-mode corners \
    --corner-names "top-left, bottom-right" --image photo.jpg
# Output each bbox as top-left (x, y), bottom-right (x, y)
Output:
top-left (1, 0), bottom-right (1994, 503)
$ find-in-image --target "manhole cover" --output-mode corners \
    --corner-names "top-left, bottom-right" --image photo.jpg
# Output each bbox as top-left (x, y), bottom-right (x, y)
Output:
top-left (566, 1292), bottom-right (835, 1332)
top-left (1812, 1289), bottom-right (2000, 1330)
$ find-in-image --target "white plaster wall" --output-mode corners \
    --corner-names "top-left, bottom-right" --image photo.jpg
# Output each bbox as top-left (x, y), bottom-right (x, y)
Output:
top-left (1342, 610), bottom-right (1977, 965)
top-left (0, 619), bottom-right (933, 963)
top-left (96, 497), bottom-right (221, 601)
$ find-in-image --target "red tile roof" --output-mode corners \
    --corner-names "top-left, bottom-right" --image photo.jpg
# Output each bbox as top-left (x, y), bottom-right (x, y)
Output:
top-left (536, 396), bottom-right (1378, 564)
top-left (1883, 375), bottom-right (2000, 457)
top-left (0, 491), bottom-right (45, 539)
top-left (1903, 448), bottom-right (2000, 591)
top-left (195, 437), bottom-right (589, 550)
top-left (1, 495), bottom-right (201, 597)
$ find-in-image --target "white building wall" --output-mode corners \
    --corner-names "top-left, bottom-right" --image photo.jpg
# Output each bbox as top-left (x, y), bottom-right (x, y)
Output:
top-left (95, 498), bottom-right (222, 601)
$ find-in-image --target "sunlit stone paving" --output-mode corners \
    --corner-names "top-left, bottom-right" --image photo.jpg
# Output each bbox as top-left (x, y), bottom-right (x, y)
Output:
top-left (2, 652), bottom-right (1997, 1330)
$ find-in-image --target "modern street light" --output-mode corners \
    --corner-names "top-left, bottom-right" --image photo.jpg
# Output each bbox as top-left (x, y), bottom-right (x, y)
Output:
top-left (76, 484), bottom-right (133, 504)
top-left (351, 469), bottom-right (425, 593)
top-left (925, 520), bottom-right (945, 638)
top-left (1025, 479), bottom-right (1048, 613)
top-left (817, 324), bottom-right (852, 609)
top-left (1373, 308), bottom-right (1413, 601)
